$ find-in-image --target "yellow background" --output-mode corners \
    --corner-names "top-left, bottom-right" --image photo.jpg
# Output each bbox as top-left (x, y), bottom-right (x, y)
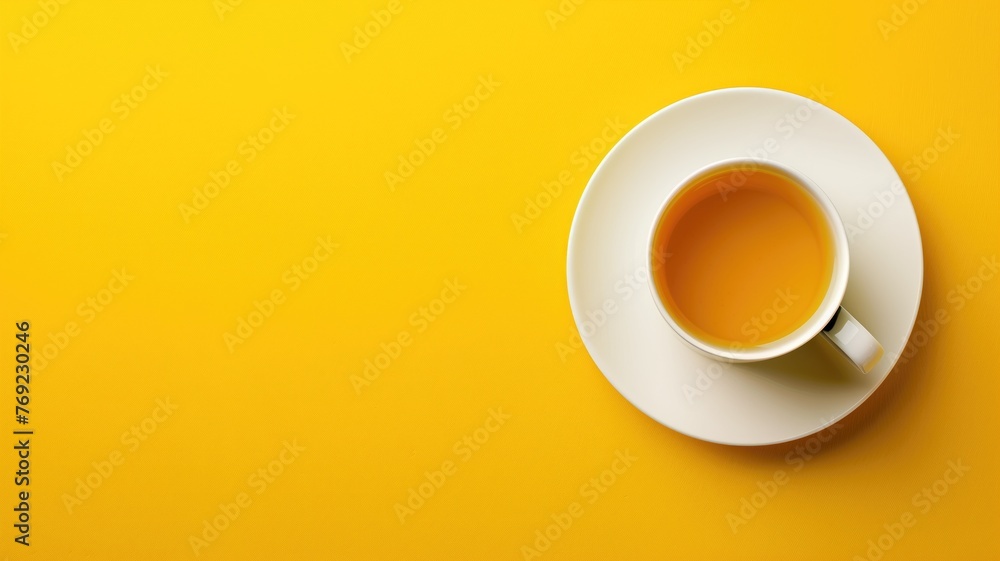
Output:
top-left (2, 0), bottom-right (998, 559)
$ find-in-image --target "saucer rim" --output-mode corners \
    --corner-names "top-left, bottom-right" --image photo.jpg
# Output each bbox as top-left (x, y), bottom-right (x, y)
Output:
top-left (566, 86), bottom-right (924, 446)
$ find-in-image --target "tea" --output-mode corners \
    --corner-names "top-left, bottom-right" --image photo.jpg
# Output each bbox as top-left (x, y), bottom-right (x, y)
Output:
top-left (651, 166), bottom-right (834, 347)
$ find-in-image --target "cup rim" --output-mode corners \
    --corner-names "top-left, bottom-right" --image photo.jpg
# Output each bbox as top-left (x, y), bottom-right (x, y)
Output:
top-left (646, 157), bottom-right (850, 362)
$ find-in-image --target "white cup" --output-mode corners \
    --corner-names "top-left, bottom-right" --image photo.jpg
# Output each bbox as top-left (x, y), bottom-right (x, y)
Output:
top-left (647, 158), bottom-right (884, 373)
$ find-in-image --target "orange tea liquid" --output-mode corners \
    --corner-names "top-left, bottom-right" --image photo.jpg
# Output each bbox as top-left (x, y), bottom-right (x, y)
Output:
top-left (651, 167), bottom-right (834, 347)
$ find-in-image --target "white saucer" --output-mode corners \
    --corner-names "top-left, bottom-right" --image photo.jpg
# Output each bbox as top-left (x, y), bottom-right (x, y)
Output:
top-left (567, 87), bottom-right (923, 446)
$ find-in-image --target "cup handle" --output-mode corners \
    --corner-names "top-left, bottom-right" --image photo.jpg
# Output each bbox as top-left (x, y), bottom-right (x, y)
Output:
top-left (820, 307), bottom-right (884, 373)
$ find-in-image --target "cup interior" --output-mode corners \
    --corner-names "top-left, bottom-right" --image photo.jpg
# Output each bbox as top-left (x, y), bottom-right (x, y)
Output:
top-left (647, 158), bottom-right (849, 362)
